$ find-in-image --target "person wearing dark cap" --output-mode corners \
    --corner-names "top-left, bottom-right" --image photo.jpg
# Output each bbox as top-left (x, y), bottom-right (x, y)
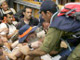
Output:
top-left (26, 1), bottom-right (80, 60)
top-left (38, 0), bottom-right (59, 33)
top-left (26, 0), bottom-right (60, 58)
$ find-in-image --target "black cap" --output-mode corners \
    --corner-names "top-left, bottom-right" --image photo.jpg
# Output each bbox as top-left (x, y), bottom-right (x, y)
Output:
top-left (39, 0), bottom-right (58, 14)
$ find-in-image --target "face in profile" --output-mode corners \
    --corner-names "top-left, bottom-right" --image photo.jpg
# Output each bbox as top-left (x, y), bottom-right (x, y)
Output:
top-left (41, 11), bottom-right (52, 23)
top-left (23, 8), bottom-right (32, 20)
top-left (1, 1), bottom-right (9, 11)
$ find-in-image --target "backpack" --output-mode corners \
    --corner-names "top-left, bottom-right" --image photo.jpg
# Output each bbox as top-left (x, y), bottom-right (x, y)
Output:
top-left (50, 3), bottom-right (80, 52)
top-left (5, 23), bottom-right (9, 28)
top-left (58, 3), bottom-right (80, 21)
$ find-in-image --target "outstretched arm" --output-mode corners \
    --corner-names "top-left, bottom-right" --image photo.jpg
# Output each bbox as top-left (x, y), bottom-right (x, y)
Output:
top-left (28, 27), bottom-right (64, 56)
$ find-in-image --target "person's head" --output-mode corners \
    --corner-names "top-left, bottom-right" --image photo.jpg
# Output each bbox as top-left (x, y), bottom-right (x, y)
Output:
top-left (19, 24), bottom-right (38, 43)
top-left (23, 7), bottom-right (33, 20)
top-left (0, 0), bottom-right (9, 11)
top-left (40, 0), bottom-right (58, 23)
top-left (4, 12), bottom-right (14, 24)
top-left (26, 32), bottom-right (37, 43)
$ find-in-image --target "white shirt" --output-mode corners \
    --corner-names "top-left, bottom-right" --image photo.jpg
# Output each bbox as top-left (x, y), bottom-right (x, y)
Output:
top-left (0, 23), bottom-right (16, 35)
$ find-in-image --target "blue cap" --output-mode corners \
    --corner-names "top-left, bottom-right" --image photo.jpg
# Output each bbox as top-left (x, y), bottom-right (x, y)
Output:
top-left (19, 24), bottom-right (38, 43)
top-left (39, 0), bottom-right (58, 13)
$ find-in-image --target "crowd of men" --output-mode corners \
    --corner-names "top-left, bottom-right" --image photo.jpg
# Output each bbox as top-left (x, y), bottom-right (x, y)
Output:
top-left (0, 0), bottom-right (80, 60)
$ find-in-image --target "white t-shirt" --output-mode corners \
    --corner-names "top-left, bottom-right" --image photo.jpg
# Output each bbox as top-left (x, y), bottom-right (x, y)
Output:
top-left (0, 23), bottom-right (16, 35)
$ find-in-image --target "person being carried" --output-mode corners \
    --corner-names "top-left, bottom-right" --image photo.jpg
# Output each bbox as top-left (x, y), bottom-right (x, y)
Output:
top-left (3, 24), bottom-right (43, 60)
top-left (25, 1), bottom-right (80, 60)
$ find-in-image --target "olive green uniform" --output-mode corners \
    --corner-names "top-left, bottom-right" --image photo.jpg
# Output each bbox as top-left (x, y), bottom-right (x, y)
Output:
top-left (40, 27), bottom-right (80, 60)
top-left (40, 27), bottom-right (64, 53)
top-left (67, 44), bottom-right (80, 60)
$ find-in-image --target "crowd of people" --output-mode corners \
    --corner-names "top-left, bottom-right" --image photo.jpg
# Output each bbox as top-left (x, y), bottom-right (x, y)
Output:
top-left (0, 0), bottom-right (80, 60)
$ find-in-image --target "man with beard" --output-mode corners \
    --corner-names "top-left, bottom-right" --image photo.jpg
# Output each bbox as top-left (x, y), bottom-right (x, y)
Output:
top-left (4, 24), bottom-right (42, 60)
top-left (0, 12), bottom-right (18, 49)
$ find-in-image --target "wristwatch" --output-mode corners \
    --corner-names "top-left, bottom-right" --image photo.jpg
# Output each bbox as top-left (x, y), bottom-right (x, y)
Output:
top-left (28, 43), bottom-right (34, 50)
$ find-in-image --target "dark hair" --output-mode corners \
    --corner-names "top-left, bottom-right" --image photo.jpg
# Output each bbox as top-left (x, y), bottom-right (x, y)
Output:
top-left (41, 7), bottom-right (58, 14)
top-left (7, 12), bottom-right (13, 15)
top-left (4, 12), bottom-right (13, 17)
top-left (23, 6), bottom-right (32, 12)
top-left (40, 0), bottom-right (58, 14)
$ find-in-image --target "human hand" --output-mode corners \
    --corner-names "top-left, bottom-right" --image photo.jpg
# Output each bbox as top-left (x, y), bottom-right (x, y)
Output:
top-left (31, 41), bottom-right (42, 49)
top-left (60, 41), bottom-right (67, 48)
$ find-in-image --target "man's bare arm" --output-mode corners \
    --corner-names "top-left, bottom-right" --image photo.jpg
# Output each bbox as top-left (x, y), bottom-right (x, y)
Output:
top-left (0, 28), bottom-right (8, 33)
top-left (7, 30), bottom-right (18, 39)
top-left (28, 48), bottom-right (46, 57)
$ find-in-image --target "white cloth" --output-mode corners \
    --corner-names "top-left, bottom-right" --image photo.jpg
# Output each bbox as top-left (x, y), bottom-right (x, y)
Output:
top-left (2, 8), bottom-right (16, 14)
top-left (8, 24), bottom-right (16, 35)
top-left (37, 30), bottom-right (45, 38)
top-left (41, 54), bottom-right (52, 60)
top-left (12, 21), bottom-right (18, 25)
top-left (52, 55), bottom-right (61, 60)
top-left (0, 23), bottom-right (16, 35)
top-left (0, 23), bottom-right (8, 35)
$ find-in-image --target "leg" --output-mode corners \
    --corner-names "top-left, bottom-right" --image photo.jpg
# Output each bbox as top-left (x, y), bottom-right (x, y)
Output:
top-left (1, 36), bottom-right (11, 50)
top-left (3, 46), bottom-right (22, 60)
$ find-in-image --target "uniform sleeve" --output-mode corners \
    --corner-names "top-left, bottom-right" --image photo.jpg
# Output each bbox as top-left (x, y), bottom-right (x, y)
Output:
top-left (40, 27), bottom-right (64, 53)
